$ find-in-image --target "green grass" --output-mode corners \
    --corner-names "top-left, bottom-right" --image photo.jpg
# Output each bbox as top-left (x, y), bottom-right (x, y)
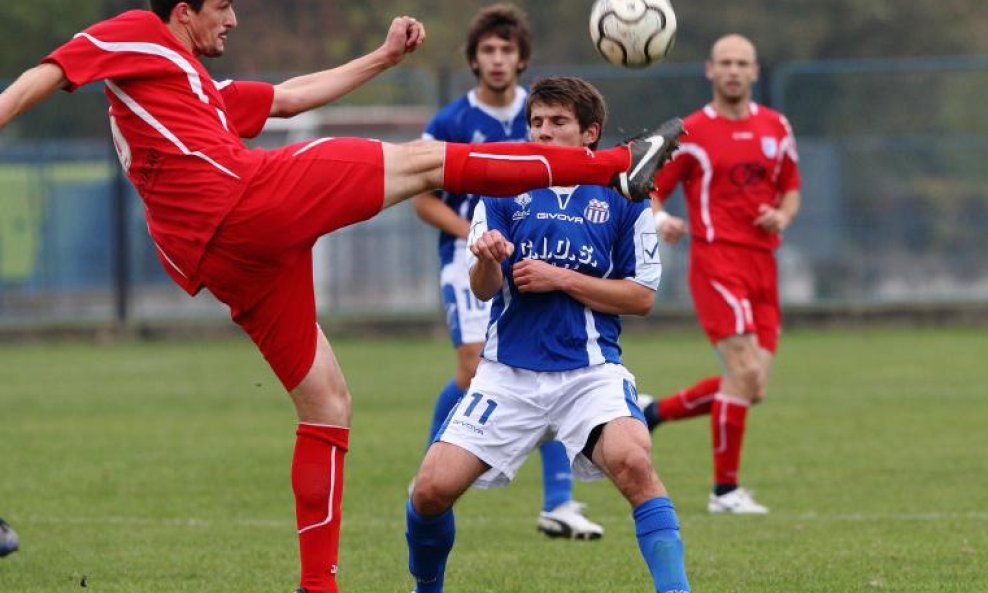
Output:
top-left (0, 327), bottom-right (985, 592)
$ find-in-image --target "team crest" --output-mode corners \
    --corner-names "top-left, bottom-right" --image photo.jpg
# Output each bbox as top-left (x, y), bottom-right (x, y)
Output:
top-left (584, 198), bottom-right (611, 224)
top-left (513, 193), bottom-right (532, 221)
top-left (471, 130), bottom-right (487, 144)
top-left (761, 137), bottom-right (779, 158)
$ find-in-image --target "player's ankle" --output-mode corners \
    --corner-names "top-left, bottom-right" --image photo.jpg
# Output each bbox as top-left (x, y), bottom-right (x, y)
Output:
top-left (713, 483), bottom-right (738, 497)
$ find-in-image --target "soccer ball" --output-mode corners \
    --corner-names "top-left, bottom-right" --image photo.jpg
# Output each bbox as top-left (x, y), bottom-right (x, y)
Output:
top-left (589, 0), bottom-right (677, 68)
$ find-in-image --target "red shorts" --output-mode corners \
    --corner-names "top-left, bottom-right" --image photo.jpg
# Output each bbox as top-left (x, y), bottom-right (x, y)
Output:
top-left (688, 241), bottom-right (781, 353)
top-left (198, 138), bottom-right (385, 390)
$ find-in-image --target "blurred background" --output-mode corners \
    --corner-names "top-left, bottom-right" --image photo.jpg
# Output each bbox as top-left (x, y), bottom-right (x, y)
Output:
top-left (1, 0), bottom-right (986, 330)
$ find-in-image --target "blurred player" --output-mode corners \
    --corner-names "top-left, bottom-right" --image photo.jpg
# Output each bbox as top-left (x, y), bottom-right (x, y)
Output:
top-left (0, 518), bottom-right (18, 558)
top-left (640, 34), bottom-right (801, 514)
top-left (406, 77), bottom-right (689, 593)
top-left (412, 3), bottom-right (602, 540)
top-left (0, 1), bottom-right (682, 591)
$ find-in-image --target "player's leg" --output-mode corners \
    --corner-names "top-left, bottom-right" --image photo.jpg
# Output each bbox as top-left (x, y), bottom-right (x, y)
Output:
top-left (380, 118), bottom-right (683, 207)
top-left (591, 418), bottom-right (690, 592)
top-left (407, 442), bottom-right (489, 593)
top-left (639, 375), bottom-right (721, 430)
top-left (706, 334), bottom-right (768, 514)
top-left (535, 440), bottom-right (604, 540)
top-left (550, 365), bottom-right (689, 591)
top-left (198, 236), bottom-right (353, 593)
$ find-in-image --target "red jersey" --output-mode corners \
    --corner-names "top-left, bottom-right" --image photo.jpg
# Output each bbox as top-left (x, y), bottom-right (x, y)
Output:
top-left (653, 103), bottom-right (800, 251)
top-left (42, 10), bottom-right (275, 294)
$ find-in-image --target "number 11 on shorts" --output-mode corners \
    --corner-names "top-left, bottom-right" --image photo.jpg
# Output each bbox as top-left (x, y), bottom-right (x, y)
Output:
top-left (463, 393), bottom-right (498, 425)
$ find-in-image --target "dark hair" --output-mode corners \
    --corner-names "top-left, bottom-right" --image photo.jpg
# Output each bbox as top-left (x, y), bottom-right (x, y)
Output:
top-left (465, 3), bottom-right (532, 75)
top-left (526, 77), bottom-right (608, 149)
top-left (148, 0), bottom-right (205, 22)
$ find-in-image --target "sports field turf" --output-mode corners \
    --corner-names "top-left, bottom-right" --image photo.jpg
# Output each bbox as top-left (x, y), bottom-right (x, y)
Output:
top-left (0, 327), bottom-right (985, 592)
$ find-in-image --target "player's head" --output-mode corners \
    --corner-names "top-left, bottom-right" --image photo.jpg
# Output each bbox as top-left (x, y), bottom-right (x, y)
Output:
top-left (148, 0), bottom-right (238, 57)
top-left (706, 34), bottom-right (759, 104)
top-left (526, 77), bottom-right (607, 150)
top-left (465, 4), bottom-right (532, 92)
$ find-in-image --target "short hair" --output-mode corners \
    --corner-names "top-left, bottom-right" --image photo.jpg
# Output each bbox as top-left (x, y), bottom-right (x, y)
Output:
top-left (526, 77), bottom-right (608, 149)
top-left (148, 0), bottom-right (205, 23)
top-left (465, 3), bottom-right (532, 74)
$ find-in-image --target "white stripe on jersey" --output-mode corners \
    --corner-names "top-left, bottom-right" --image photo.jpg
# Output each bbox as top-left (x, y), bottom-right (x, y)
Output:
top-left (583, 307), bottom-right (605, 365)
top-left (106, 80), bottom-right (240, 179)
top-left (293, 137), bottom-right (336, 157)
top-left (677, 143), bottom-right (715, 242)
top-left (214, 79), bottom-right (234, 91)
top-left (75, 33), bottom-right (210, 104)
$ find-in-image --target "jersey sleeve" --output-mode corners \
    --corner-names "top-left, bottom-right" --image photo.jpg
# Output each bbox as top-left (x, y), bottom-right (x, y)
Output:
top-left (776, 115), bottom-right (801, 193)
top-left (422, 112), bottom-right (448, 141)
top-left (41, 12), bottom-right (158, 92)
top-left (651, 148), bottom-right (693, 203)
top-left (465, 197), bottom-right (510, 272)
top-left (613, 201), bottom-right (662, 291)
top-left (217, 80), bottom-right (274, 139)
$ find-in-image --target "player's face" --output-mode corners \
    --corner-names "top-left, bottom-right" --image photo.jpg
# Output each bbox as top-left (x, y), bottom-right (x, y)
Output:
top-left (471, 35), bottom-right (524, 93)
top-left (529, 102), bottom-right (599, 148)
top-left (187, 0), bottom-right (238, 57)
top-left (706, 38), bottom-right (759, 104)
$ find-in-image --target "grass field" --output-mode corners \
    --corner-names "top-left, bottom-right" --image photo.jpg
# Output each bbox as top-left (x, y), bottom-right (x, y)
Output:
top-left (0, 327), bottom-right (985, 593)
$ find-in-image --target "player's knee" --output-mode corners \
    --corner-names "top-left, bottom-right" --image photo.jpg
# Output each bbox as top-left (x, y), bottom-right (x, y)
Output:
top-left (410, 471), bottom-right (457, 516)
top-left (606, 448), bottom-right (656, 491)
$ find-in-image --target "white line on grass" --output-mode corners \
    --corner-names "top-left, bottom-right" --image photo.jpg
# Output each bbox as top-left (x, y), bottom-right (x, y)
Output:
top-left (15, 511), bottom-right (988, 530)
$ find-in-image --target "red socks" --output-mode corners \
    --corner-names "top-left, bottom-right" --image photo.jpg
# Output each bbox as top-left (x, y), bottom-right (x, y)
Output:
top-left (711, 394), bottom-right (749, 487)
top-left (657, 376), bottom-right (720, 421)
top-left (293, 423), bottom-right (349, 593)
top-left (442, 142), bottom-right (631, 196)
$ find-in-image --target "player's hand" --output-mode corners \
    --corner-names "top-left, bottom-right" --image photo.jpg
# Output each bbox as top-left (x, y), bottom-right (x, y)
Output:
top-left (658, 215), bottom-right (688, 244)
top-left (380, 16), bottom-right (426, 65)
top-left (512, 259), bottom-right (566, 293)
top-left (754, 204), bottom-right (792, 234)
top-left (470, 230), bottom-right (514, 263)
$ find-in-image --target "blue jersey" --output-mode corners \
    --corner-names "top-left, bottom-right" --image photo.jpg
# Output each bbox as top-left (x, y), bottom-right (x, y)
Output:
top-left (423, 87), bottom-right (529, 265)
top-left (468, 186), bottom-right (662, 372)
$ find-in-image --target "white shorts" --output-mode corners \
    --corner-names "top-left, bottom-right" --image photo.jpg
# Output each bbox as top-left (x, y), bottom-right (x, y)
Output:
top-left (440, 250), bottom-right (491, 347)
top-left (435, 360), bottom-right (646, 488)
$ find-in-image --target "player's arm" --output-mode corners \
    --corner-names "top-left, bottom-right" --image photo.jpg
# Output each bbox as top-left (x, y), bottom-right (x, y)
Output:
top-left (650, 199), bottom-right (687, 244)
top-left (469, 230), bottom-right (513, 301)
top-left (512, 261), bottom-right (654, 316)
top-left (270, 16), bottom-right (425, 118)
top-left (413, 192), bottom-right (470, 238)
top-left (754, 189), bottom-right (801, 234)
top-left (650, 147), bottom-right (690, 243)
top-left (0, 63), bottom-right (68, 132)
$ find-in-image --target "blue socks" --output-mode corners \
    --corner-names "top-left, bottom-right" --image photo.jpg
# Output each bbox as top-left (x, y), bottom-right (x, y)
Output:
top-left (428, 380), bottom-right (465, 443)
top-left (406, 500), bottom-right (455, 593)
top-left (634, 497), bottom-right (691, 593)
top-left (539, 440), bottom-right (574, 511)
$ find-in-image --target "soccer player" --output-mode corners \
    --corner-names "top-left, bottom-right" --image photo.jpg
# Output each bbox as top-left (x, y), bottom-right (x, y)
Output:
top-left (412, 4), bottom-right (602, 540)
top-left (639, 34), bottom-right (801, 514)
top-left (0, 518), bottom-right (18, 558)
top-left (0, 2), bottom-right (681, 591)
top-left (406, 77), bottom-right (690, 593)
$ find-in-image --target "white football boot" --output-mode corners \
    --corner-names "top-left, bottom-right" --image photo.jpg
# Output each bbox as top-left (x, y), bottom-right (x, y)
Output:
top-left (537, 501), bottom-right (604, 540)
top-left (707, 487), bottom-right (769, 514)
